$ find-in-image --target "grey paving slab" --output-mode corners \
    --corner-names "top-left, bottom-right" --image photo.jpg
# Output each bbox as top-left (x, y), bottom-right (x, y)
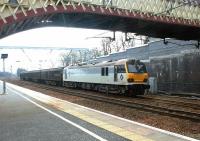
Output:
top-left (0, 82), bottom-right (129, 141)
top-left (0, 92), bottom-right (96, 141)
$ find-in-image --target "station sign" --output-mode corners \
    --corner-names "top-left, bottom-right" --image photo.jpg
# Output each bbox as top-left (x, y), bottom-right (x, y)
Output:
top-left (1, 54), bottom-right (8, 59)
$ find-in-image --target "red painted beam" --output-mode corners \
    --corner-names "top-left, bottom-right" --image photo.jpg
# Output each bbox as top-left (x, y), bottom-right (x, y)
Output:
top-left (0, 4), bottom-right (199, 40)
top-left (0, 5), bottom-right (199, 27)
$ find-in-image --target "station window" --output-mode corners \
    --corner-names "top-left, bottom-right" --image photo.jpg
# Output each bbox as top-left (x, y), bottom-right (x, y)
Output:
top-left (102, 0), bottom-right (112, 6)
top-left (9, 0), bottom-right (18, 4)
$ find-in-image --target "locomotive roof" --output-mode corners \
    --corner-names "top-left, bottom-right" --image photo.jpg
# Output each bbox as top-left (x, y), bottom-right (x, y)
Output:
top-left (66, 59), bottom-right (133, 69)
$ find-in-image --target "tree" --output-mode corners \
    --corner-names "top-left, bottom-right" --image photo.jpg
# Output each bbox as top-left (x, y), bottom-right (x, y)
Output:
top-left (88, 48), bottom-right (101, 59)
top-left (101, 38), bottom-right (112, 55)
top-left (60, 50), bottom-right (87, 66)
top-left (100, 32), bottom-right (136, 53)
top-left (60, 50), bottom-right (73, 67)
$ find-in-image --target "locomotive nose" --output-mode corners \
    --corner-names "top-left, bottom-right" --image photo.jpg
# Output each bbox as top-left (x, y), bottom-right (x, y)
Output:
top-left (127, 73), bottom-right (148, 83)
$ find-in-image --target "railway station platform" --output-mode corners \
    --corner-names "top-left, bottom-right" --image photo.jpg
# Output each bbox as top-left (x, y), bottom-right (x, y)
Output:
top-left (0, 81), bottom-right (198, 141)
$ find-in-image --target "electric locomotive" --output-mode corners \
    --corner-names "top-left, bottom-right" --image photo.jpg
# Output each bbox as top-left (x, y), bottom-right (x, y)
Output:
top-left (63, 59), bottom-right (150, 95)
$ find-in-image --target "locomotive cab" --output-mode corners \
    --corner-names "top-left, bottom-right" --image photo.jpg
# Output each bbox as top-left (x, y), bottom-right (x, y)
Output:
top-left (126, 60), bottom-right (149, 83)
top-left (125, 59), bottom-right (150, 94)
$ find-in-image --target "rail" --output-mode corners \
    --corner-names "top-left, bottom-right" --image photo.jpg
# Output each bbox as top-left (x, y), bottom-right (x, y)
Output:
top-left (11, 80), bottom-right (200, 122)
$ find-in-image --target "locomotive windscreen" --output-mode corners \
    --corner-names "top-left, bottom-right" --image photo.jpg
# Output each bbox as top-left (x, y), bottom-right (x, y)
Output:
top-left (127, 60), bottom-right (147, 73)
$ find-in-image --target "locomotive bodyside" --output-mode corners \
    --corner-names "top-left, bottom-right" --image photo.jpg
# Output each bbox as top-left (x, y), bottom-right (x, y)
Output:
top-left (63, 59), bottom-right (149, 95)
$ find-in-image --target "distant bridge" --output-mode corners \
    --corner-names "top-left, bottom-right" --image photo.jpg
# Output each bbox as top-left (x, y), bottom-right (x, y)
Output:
top-left (0, 0), bottom-right (200, 40)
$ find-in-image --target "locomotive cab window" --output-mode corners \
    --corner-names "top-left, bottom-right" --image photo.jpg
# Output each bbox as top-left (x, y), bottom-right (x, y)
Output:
top-left (127, 61), bottom-right (147, 73)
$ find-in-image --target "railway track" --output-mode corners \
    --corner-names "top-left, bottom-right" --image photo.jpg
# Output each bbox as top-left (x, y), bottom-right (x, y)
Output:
top-left (138, 95), bottom-right (200, 111)
top-left (8, 80), bottom-right (200, 122)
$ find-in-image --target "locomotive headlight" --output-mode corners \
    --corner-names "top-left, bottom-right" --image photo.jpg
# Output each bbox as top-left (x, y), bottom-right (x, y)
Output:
top-left (143, 79), bottom-right (148, 82)
top-left (144, 74), bottom-right (148, 78)
top-left (127, 78), bottom-right (134, 82)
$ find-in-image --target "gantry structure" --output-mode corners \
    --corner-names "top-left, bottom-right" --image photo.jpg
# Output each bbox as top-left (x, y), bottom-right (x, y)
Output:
top-left (0, 0), bottom-right (200, 40)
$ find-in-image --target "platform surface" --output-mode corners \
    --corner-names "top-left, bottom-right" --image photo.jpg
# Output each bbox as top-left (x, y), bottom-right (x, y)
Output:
top-left (0, 82), bottom-right (198, 141)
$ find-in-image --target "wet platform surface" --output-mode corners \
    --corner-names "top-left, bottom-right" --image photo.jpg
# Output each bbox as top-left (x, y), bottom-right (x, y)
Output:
top-left (0, 82), bottom-right (198, 141)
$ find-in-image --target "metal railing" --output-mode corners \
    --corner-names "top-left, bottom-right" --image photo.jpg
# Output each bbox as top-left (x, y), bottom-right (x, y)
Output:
top-left (0, 0), bottom-right (199, 24)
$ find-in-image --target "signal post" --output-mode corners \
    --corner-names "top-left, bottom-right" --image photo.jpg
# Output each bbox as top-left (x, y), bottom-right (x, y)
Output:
top-left (1, 54), bottom-right (8, 94)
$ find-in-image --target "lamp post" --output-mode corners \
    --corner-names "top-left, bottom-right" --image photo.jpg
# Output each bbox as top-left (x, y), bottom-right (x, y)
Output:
top-left (1, 54), bottom-right (8, 94)
top-left (16, 61), bottom-right (21, 77)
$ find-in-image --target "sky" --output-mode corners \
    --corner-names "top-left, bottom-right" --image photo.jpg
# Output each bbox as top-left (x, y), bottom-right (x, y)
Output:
top-left (0, 27), bottom-right (109, 48)
top-left (0, 27), bottom-right (111, 73)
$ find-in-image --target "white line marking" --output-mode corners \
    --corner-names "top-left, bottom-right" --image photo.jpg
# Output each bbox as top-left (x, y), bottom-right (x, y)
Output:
top-left (7, 83), bottom-right (199, 141)
top-left (9, 88), bottom-right (108, 141)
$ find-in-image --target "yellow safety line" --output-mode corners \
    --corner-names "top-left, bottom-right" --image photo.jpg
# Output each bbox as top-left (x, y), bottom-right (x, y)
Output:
top-left (58, 106), bottom-right (153, 141)
top-left (15, 88), bottom-right (154, 141)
